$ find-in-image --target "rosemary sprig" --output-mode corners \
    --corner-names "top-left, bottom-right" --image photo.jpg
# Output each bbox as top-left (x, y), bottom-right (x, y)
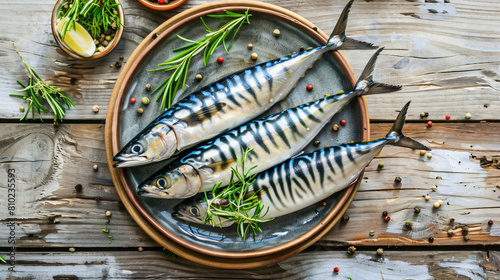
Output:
top-left (204, 147), bottom-right (273, 239)
top-left (60, 0), bottom-right (122, 40)
top-left (10, 44), bottom-right (75, 122)
top-left (149, 9), bottom-right (251, 110)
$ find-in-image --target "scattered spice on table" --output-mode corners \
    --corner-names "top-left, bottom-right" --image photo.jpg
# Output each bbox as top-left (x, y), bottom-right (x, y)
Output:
top-left (427, 153), bottom-right (433, 159)
top-left (145, 84), bottom-right (151, 91)
top-left (378, 162), bottom-right (384, 169)
top-left (105, 211), bottom-right (112, 217)
top-left (433, 202), bottom-right (440, 208)
top-left (420, 150), bottom-right (427, 156)
top-left (382, 211), bottom-right (388, 216)
top-left (465, 112), bottom-right (471, 119)
top-left (488, 220), bottom-right (493, 225)
top-left (427, 121), bottom-right (433, 127)
top-left (306, 84), bottom-right (313, 91)
top-left (251, 52), bottom-right (258, 60)
top-left (217, 56), bottom-right (224, 63)
top-left (369, 230), bottom-right (375, 236)
top-left (340, 119), bottom-right (347, 126)
top-left (425, 195), bottom-right (430, 201)
top-left (142, 97), bottom-right (150, 105)
top-left (384, 216), bottom-right (390, 222)
top-left (332, 124), bottom-right (339, 131)
top-left (428, 236), bottom-right (434, 243)
top-left (130, 97), bottom-right (136, 104)
top-left (445, 114), bottom-right (451, 120)
top-left (75, 184), bottom-right (83, 192)
top-left (137, 108), bottom-right (144, 114)
top-left (414, 207), bottom-right (420, 214)
top-left (273, 28), bottom-right (280, 37)
top-left (93, 105), bottom-right (100, 113)
top-left (377, 248), bottom-right (383, 255)
top-left (450, 217), bottom-right (455, 222)
top-left (432, 185), bottom-right (437, 191)
top-left (247, 43), bottom-right (253, 50)
top-left (394, 176), bottom-right (402, 183)
top-left (343, 215), bottom-right (350, 222)
top-left (93, 165), bottom-right (99, 171)
top-left (405, 220), bottom-right (413, 229)
top-left (347, 246), bottom-right (356, 254)
top-left (69, 247), bottom-right (76, 252)
top-left (195, 74), bottom-right (203, 81)
top-left (333, 267), bottom-right (339, 273)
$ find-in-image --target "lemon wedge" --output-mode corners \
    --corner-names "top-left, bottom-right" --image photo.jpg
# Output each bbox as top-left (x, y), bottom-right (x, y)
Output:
top-left (57, 18), bottom-right (96, 58)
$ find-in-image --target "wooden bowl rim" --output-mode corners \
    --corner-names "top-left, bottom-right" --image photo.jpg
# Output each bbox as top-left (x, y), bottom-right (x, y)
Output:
top-left (51, 0), bottom-right (125, 60)
top-left (105, 0), bottom-right (369, 267)
top-left (136, 0), bottom-right (186, 11)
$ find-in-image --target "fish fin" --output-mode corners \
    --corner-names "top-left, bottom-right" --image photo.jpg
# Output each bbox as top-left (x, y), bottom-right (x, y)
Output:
top-left (327, 0), bottom-right (353, 47)
top-left (375, 149), bottom-right (382, 157)
top-left (178, 103), bottom-right (226, 124)
top-left (341, 38), bottom-right (378, 50)
top-left (386, 101), bottom-right (431, 151)
top-left (203, 157), bottom-right (237, 172)
top-left (352, 48), bottom-right (401, 95)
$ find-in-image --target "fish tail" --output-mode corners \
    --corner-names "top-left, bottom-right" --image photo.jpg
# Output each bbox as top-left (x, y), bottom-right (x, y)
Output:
top-left (326, 0), bottom-right (353, 49)
top-left (353, 48), bottom-right (402, 95)
top-left (385, 101), bottom-right (431, 151)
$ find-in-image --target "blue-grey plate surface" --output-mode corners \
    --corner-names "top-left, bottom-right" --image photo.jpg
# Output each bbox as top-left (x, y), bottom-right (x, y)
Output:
top-left (118, 10), bottom-right (363, 254)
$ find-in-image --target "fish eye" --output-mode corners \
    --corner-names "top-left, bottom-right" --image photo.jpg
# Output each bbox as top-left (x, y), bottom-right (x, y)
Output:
top-left (188, 206), bottom-right (199, 216)
top-left (131, 143), bottom-right (143, 154)
top-left (156, 177), bottom-right (171, 189)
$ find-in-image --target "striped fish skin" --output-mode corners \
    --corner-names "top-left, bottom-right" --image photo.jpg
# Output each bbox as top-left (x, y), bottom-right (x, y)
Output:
top-left (172, 101), bottom-right (430, 226)
top-left (137, 48), bottom-right (393, 199)
top-left (112, 0), bottom-right (355, 168)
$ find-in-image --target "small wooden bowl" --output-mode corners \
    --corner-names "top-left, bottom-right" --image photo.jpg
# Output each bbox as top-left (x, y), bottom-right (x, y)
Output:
top-left (51, 0), bottom-right (125, 60)
top-left (136, 0), bottom-right (186, 11)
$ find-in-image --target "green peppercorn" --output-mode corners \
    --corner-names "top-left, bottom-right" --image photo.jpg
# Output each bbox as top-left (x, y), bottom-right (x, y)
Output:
top-left (273, 29), bottom-right (281, 37)
top-left (105, 35), bottom-right (112, 41)
top-left (142, 97), bottom-right (150, 105)
top-left (137, 108), bottom-right (144, 114)
top-left (69, 247), bottom-right (76, 252)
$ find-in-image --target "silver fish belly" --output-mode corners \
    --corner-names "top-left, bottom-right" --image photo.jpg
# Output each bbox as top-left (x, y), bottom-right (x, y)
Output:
top-left (113, 0), bottom-right (354, 168)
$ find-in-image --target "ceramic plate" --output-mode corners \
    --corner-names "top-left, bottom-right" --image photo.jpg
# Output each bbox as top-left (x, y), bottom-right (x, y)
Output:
top-left (107, 1), bottom-right (368, 260)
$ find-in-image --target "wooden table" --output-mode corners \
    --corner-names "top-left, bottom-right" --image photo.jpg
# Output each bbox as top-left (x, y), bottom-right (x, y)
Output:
top-left (1, 0), bottom-right (499, 278)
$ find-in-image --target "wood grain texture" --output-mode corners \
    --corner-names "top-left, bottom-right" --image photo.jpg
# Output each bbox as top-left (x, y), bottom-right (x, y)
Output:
top-left (1, 0), bottom-right (499, 121)
top-left (1, 122), bottom-right (498, 249)
top-left (2, 250), bottom-right (499, 279)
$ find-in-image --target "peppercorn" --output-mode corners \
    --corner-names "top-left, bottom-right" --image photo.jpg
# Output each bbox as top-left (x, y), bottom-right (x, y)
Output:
top-left (425, 195), bottom-right (430, 201)
top-left (92, 105), bottom-right (100, 113)
top-left (69, 247), bottom-right (76, 252)
top-left (414, 207), bottom-right (421, 214)
top-left (137, 108), bottom-right (144, 114)
top-left (195, 74), bottom-right (203, 81)
top-left (428, 236), bottom-right (434, 243)
top-left (445, 115), bottom-right (451, 120)
top-left (347, 246), bottom-right (356, 254)
top-left (105, 211), bottom-right (112, 217)
top-left (432, 185), bottom-right (437, 191)
top-left (340, 119), bottom-right (347, 126)
top-left (138, 247), bottom-right (144, 252)
top-left (378, 162), bottom-right (384, 169)
top-left (333, 267), bottom-right (339, 273)
top-left (158, 0), bottom-right (165, 4)
top-left (437, 199), bottom-right (443, 205)
top-left (273, 29), bottom-right (280, 37)
top-left (369, 230), bottom-right (375, 236)
top-left (93, 165), bottom-right (98, 171)
top-left (332, 124), bottom-right (339, 131)
top-left (427, 153), bottom-right (433, 159)
top-left (119, 56), bottom-right (124, 61)
top-left (152, 33), bottom-right (159, 39)
top-left (377, 248), bottom-right (383, 255)
top-left (394, 177), bottom-right (402, 183)
top-left (320, 201), bottom-right (326, 206)
top-left (465, 112), bottom-right (471, 119)
top-left (420, 150), bottom-right (427, 156)
top-left (306, 84), bottom-right (313, 91)
top-left (75, 184), bottom-right (83, 192)
top-left (217, 57), bottom-right (224, 63)
top-left (343, 215), bottom-right (350, 222)
top-left (251, 52), bottom-right (258, 60)
top-left (142, 97), bottom-right (150, 105)
top-left (488, 220), bottom-right (494, 225)
top-left (405, 220), bottom-right (413, 229)
top-left (299, 46), bottom-right (305, 52)
top-left (19, 105), bottom-right (25, 112)
top-left (382, 211), bottom-right (388, 216)
top-left (427, 121), bottom-right (433, 127)
top-left (462, 226), bottom-right (469, 234)
top-left (447, 229), bottom-right (454, 237)
top-left (247, 43), bottom-right (253, 50)
top-left (463, 235), bottom-right (469, 241)
top-left (384, 216), bottom-right (390, 222)
top-left (450, 217), bottom-right (455, 222)
top-left (313, 140), bottom-right (320, 146)
top-left (433, 202), bottom-right (440, 208)
top-left (130, 97), bottom-right (136, 104)
top-left (420, 112), bottom-right (426, 118)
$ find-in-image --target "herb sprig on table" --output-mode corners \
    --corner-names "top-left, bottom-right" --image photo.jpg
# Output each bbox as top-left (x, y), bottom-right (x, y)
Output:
top-left (10, 45), bottom-right (75, 122)
top-left (204, 147), bottom-right (273, 239)
top-left (149, 9), bottom-right (251, 110)
top-left (59, 0), bottom-right (122, 40)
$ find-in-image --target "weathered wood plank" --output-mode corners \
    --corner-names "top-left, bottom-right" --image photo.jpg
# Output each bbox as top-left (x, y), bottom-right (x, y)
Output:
top-left (1, 250), bottom-right (499, 279)
top-left (0, 122), bottom-right (498, 249)
top-left (0, 124), bottom-right (157, 248)
top-left (1, 0), bottom-right (499, 121)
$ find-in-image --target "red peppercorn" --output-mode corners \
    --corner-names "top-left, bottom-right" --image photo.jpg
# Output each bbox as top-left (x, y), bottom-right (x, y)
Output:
top-left (320, 201), bottom-right (326, 206)
top-left (384, 216), bottom-right (390, 222)
top-left (382, 211), bottom-right (388, 217)
top-left (333, 267), bottom-right (339, 273)
top-left (445, 115), bottom-right (451, 120)
top-left (130, 98), bottom-right (136, 104)
top-left (427, 121), bottom-right (433, 127)
top-left (306, 84), bottom-right (313, 91)
top-left (158, 0), bottom-right (164, 3)
top-left (217, 57), bottom-right (224, 63)
top-left (488, 220), bottom-right (493, 225)
top-left (340, 119), bottom-right (347, 126)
